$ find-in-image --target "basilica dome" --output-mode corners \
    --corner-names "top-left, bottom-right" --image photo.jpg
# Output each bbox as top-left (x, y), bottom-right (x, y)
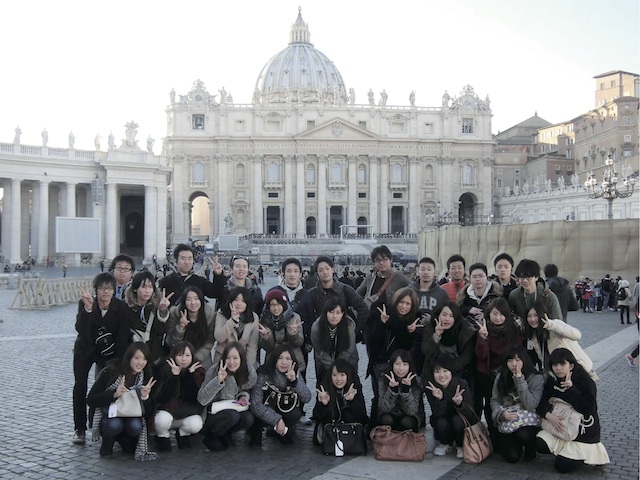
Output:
top-left (253, 9), bottom-right (348, 105)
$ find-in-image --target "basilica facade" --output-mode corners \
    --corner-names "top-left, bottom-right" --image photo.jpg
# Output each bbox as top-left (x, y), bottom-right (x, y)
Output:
top-left (165, 10), bottom-right (495, 245)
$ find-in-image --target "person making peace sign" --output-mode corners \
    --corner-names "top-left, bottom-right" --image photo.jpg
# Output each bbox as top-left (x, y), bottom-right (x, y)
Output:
top-left (376, 349), bottom-right (422, 432)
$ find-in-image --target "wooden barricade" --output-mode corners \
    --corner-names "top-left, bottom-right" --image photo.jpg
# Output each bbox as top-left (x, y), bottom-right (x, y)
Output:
top-left (9, 277), bottom-right (93, 310)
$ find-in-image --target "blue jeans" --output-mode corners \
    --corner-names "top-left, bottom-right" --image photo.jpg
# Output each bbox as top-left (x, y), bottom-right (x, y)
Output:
top-left (101, 415), bottom-right (143, 439)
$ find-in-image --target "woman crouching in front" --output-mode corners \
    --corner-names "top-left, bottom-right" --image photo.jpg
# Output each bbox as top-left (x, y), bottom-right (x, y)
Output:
top-left (87, 342), bottom-right (157, 459)
top-left (197, 341), bottom-right (257, 451)
top-left (249, 344), bottom-right (311, 446)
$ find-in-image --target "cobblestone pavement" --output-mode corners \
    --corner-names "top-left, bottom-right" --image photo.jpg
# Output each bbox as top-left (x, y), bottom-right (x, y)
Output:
top-left (0, 274), bottom-right (637, 479)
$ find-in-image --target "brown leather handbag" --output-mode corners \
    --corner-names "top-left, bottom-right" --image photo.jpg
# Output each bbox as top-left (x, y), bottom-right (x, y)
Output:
top-left (369, 425), bottom-right (426, 461)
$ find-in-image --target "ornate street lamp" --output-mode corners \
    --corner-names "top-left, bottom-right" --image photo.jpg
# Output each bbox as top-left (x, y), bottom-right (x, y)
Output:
top-left (584, 153), bottom-right (636, 220)
top-left (426, 201), bottom-right (455, 229)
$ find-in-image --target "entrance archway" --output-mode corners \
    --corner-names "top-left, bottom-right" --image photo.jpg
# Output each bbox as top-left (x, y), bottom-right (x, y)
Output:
top-left (459, 193), bottom-right (477, 226)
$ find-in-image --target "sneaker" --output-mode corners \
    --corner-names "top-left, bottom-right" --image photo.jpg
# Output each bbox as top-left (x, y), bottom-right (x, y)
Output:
top-left (434, 444), bottom-right (452, 456)
top-left (72, 430), bottom-right (85, 445)
top-left (626, 354), bottom-right (638, 367)
top-left (456, 447), bottom-right (464, 459)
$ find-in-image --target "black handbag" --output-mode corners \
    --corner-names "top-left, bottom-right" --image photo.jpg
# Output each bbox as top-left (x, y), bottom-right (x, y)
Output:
top-left (322, 422), bottom-right (367, 456)
top-left (263, 383), bottom-right (299, 413)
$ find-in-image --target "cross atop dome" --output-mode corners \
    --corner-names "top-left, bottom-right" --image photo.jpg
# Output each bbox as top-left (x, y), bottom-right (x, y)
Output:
top-left (289, 7), bottom-right (312, 46)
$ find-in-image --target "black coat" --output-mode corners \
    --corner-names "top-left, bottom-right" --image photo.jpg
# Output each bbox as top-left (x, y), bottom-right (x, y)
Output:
top-left (74, 298), bottom-right (132, 363)
top-left (158, 272), bottom-right (226, 305)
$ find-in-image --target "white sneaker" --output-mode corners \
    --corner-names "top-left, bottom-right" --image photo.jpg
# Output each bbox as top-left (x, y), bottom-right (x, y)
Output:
top-left (434, 444), bottom-right (452, 456)
top-left (72, 430), bottom-right (85, 445)
top-left (456, 447), bottom-right (464, 459)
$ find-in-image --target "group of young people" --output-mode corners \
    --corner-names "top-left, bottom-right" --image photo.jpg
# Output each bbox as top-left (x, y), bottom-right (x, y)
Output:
top-left (71, 245), bottom-right (610, 473)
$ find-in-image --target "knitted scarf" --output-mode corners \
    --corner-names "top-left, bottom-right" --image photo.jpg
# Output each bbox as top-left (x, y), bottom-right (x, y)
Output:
top-left (91, 372), bottom-right (158, 461)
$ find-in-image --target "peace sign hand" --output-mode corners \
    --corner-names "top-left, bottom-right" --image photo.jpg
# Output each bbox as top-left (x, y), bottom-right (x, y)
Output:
top-left (407, 318), bottom-right (420, 333)
top-left (377, 305), bottom-right (389, 324)
top-left (141, 377), bottom-right (156, 399)
top-left (159, 289), bottom-right (174, 310)
top-left (560, 370), bottom-right (573, 389)
top-left (230, 303), bottom-right (240, 321)
top-left (384, 372), bottom-right (399, 388)
top-left (114, 375), bottom-right (129, 398)
top-left (476, 318), bottom-right (489, 339)
top-left (166, 358), bottom-right (181, 376)
top-left (344, 383), bottom-right (357, 402)
top-left (257, 323), bottom-right (271, 339)
top-left (434, 317), bottom-right (444, 337)
top-left (287, 318), bottom-right (301, 335)
top-left (80, 288), bottom-right (94, 311)
top-left (542, 314), bottom-right (551, 329)
top-left (179, 309), bottom-right (189, 329)
top-left (212, 256), bottom-right (223, 275)
top-left (285, 362), bottom-right (297, 382)
top-left (316, 385), bottom-right (330, 405)
top-left (188, 361), bottom-right (202, 374)
top-left (401, 372), bottom-right (416, 386)
top-left (452, 384), bottom-right (465, 405)
top-left (425, 381), bottom-right (443, 400)
top-left (218, 360), bottom-right (228, 383)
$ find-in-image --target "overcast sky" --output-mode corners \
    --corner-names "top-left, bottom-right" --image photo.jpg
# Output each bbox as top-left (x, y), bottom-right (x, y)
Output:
top-left (1, 0), bottom-right (638, 151)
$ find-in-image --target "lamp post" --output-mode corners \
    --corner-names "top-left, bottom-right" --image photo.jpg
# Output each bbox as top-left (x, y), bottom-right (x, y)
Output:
top-left (426, 201), bottom-right (455, 229)
top-left (584, 154), bottom-right (636, 220)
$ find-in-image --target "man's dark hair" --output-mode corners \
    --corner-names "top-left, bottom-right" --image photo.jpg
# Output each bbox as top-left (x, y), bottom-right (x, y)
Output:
top-left (109, 254), bottom-right (135, 272)
top-left (543, 263), bottom-right (559, 278)
top-left (281, 257), bottom-right (302, 272)
top-left (314, 255), bottom-right (334, 270)
top-left (418, 257), bottom-right (436, 268)
top-left (173, 244), bottom-right (194, 261)
top-left (493, 253), bottom-right (514, 268)
top-left (515, 259), bottom-right (541, 278)
top-left (468, 263), bottom-right (487, 276)
top-left (446, 254), bottom-right (466, 269)
top-left (371, 245), bottom-right (392, 262)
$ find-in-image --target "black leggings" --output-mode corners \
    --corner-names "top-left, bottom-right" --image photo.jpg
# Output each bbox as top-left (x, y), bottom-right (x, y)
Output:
top-left (536, 437), bottom-right (584, 473)
top-left (204, 409), bottom-right (254, 436)
top-left (497, 427), bottom-right (538, 463)
top-left (430, 415), bottom-right (465, 446)
top-left (379, 413), bottom-right (419, 433)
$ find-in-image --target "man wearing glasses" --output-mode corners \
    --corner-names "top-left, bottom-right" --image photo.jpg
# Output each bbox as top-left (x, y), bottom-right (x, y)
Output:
top-left (109, 254), bottom-right (135, 300)
top-left (356, 245), bottom-right (410, 311)
top-left (508, 258), bottom-right (563, 321)
top-left (159, 244), bottom-right (225, 305)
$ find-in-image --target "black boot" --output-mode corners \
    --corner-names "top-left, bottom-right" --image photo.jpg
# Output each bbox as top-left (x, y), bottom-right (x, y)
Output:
top-left (154, 435), bottom-right (172, 452)
top-left (175, 430), bottom-right (191, 449)
top-left (100, 437), bottom-right (115, 456)
top-left (220, 432), bottom-right (235, 448)
top-left (202, 432), bottom-right (226, 452)
top-left (248, 425), bottom-right (263, 447)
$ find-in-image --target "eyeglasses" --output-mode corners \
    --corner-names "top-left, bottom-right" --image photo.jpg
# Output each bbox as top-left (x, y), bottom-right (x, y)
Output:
top-left (114, 267), bottom-right (132, 272)
top-left (374, 257), bottom-right (390, 264)
top-left (97, 286), bottom-right (114, 292)
top-left (517, 274), bottom-right (536, 279)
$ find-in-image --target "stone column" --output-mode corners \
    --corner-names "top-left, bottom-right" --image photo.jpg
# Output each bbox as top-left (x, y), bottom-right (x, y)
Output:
top-left (1, 181), bottom-right (10, 262)
top-left (217, 154), bottom-right (229, 234)
top-left (295, 154), bottom-right (306, 237)
top-left (9, 179), bottom-right (22, 263)
top-left (368, 156), bottom-right (379, 234)
top-left (283, 155), bottom-right (294, 234)
top-left (157, 185), bottom-right (168, 258)
top-left (379, 156), bottom-right (389, 233)
top-left (347, 155), bottom-right (357, 233)
top-left (408, 156), bottom-right (420, 233)
top-left (182, 202), bottom-right (191, 238)
top-left (171, 154), bottom-right (187, 244)
top-left (317, 155), bottom-right (328, 236)
top-left (144, 185), bottom-right (157, 260)
top-left (209, 202), bottom-right (215, 241)
top-left (38, 180), bottom-right (50, 262)
top-left (252, 154), bottom-right (264, 234)
top-left (66, 182), bottom-right (77, 217)
top-left (105, 183), bottom-right (117, 260)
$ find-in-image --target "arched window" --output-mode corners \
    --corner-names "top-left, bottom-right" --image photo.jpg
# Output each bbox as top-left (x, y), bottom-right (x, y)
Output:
top-left (235, 163), bottom-right (245, 182)
top-left (462, 164), bottom-right (474, 186)
top-left (330, 162), bottom-right (342, 182)
top-left (267, 162), bottom-right (280, 182)
top-left (391, 163), bottom-right (403, 182)
top-left (306, 164), bottom-right (316, 184)
top-left (357, 164), bottom-right (367, 183)
top-left (425, 164), bottom-right (434, 185)
top-left (192, 162), bottom-right (205, 183)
